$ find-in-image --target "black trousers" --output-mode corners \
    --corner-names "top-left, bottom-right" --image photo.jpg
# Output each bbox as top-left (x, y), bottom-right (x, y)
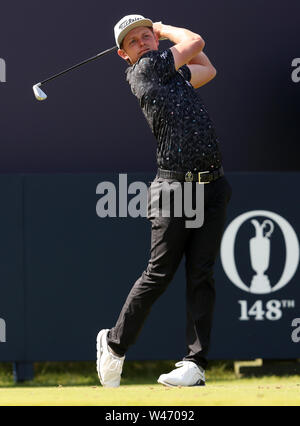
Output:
top-left (107, 175), bottom-right (232, 370)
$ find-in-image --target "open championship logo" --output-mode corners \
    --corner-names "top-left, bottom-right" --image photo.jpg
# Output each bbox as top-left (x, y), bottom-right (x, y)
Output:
top-left (221, 211), bottom-right (299, 294)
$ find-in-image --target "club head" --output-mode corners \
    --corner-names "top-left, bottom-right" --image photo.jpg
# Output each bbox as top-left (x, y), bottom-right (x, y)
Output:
top-left (33, 83), bottom-right (47, 101)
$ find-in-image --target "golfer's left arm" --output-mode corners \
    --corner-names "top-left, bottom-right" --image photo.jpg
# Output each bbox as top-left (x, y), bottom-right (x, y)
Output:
top-left (187, 51), bottom-right (217, 89)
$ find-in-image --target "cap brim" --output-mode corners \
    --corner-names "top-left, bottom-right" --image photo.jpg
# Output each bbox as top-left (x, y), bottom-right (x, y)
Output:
top-left (118, 19), bottom-right (153, 47)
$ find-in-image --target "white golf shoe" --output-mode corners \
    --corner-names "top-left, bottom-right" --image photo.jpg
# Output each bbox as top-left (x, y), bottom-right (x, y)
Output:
top-left (96, 329), bottom-right (125, 387)
top-left (157, 361), bottom-right (205, 387)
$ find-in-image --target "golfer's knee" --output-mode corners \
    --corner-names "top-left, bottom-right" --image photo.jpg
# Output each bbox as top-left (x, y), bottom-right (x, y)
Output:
top-left (144, 266), bottom-right (175, 288)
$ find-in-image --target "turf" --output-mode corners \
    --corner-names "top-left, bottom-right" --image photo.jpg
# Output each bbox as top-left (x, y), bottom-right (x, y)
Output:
top-left (0, 378), bottom-right (300, 406)
top-left (0, 361), bottom-right (299, 406)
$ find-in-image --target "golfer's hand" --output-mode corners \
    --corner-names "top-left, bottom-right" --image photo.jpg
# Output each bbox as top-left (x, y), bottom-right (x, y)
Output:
top-left (153, 22), bottom-right (167, 40)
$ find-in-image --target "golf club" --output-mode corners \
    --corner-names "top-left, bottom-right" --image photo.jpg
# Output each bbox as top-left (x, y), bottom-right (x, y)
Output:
top-left (32, 45), bottom-right (118, 101)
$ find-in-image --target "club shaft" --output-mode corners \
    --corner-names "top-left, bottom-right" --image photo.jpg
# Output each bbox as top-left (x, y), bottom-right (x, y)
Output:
top-left (40, 46), bottom-right (118, 85)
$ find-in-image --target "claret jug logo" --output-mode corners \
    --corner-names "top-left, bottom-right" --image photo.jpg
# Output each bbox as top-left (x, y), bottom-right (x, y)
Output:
top-left (221, 211), bottom-right (299, 294)
top-left (0, 58), bottom-right (6, 83)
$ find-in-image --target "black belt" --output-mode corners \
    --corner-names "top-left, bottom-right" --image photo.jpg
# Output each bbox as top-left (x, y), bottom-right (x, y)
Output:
top-left (157, 167), bottom-right (224, 183)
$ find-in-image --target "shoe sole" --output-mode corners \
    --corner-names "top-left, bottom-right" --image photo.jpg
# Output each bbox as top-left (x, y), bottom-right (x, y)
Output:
top-left (157, 378), bottom-right (205, 387)
top-left (96, 329), bottom-right (108, 386)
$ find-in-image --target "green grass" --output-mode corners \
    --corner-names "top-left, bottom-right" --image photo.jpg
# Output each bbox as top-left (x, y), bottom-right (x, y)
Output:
top-left (0, 361), bottom-right (235, 387)
top-left (0, 361), bottom-right (299, 406)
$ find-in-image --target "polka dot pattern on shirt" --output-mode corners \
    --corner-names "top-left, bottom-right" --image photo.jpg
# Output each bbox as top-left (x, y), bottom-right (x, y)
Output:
top-left (125, 49), bottom-right (222, 172)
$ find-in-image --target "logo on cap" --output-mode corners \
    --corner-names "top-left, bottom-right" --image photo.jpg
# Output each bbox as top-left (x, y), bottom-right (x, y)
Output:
top-left (120, 17), bottom-right (142, 30)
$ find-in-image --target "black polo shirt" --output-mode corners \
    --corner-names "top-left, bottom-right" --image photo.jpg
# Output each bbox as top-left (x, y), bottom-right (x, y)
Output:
top-left (125, 48), bottom-right (222, 173)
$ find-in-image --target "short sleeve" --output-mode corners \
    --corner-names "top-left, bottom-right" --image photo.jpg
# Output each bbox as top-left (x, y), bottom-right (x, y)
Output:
top-left (134, 49), bottom-right (177, 82)
top-left (125, 49), bottom-right (190, 98)
top-left (178, 65), bottom-right (192, 82)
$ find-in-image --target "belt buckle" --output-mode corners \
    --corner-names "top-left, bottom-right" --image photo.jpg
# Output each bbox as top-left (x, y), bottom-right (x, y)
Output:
top-left (198, 171), bottom-right (210, 184)
top-left (185, 171), bottom-right (194, 182)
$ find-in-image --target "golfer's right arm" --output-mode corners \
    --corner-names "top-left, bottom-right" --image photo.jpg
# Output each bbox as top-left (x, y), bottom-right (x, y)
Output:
top-left (153, 22), bottom-right (205, 70)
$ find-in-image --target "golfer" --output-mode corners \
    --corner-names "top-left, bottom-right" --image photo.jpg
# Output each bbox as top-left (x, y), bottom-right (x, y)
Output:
top-left (97, 15), bottom-right (232, 387)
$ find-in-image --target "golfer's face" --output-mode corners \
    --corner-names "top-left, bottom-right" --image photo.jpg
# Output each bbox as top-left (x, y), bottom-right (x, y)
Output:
top-left (120, 27), bottom-right (159, 64)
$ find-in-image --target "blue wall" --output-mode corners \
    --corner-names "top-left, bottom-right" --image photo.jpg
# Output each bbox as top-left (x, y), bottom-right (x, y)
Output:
top-left (1, 1), bottom-right (300, 362)
top-left (0, 173), bottom-right (299, 361)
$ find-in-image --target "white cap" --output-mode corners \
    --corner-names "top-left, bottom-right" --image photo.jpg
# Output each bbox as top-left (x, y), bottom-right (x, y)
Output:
top-left (114, 14), bottom-right (153, 48)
